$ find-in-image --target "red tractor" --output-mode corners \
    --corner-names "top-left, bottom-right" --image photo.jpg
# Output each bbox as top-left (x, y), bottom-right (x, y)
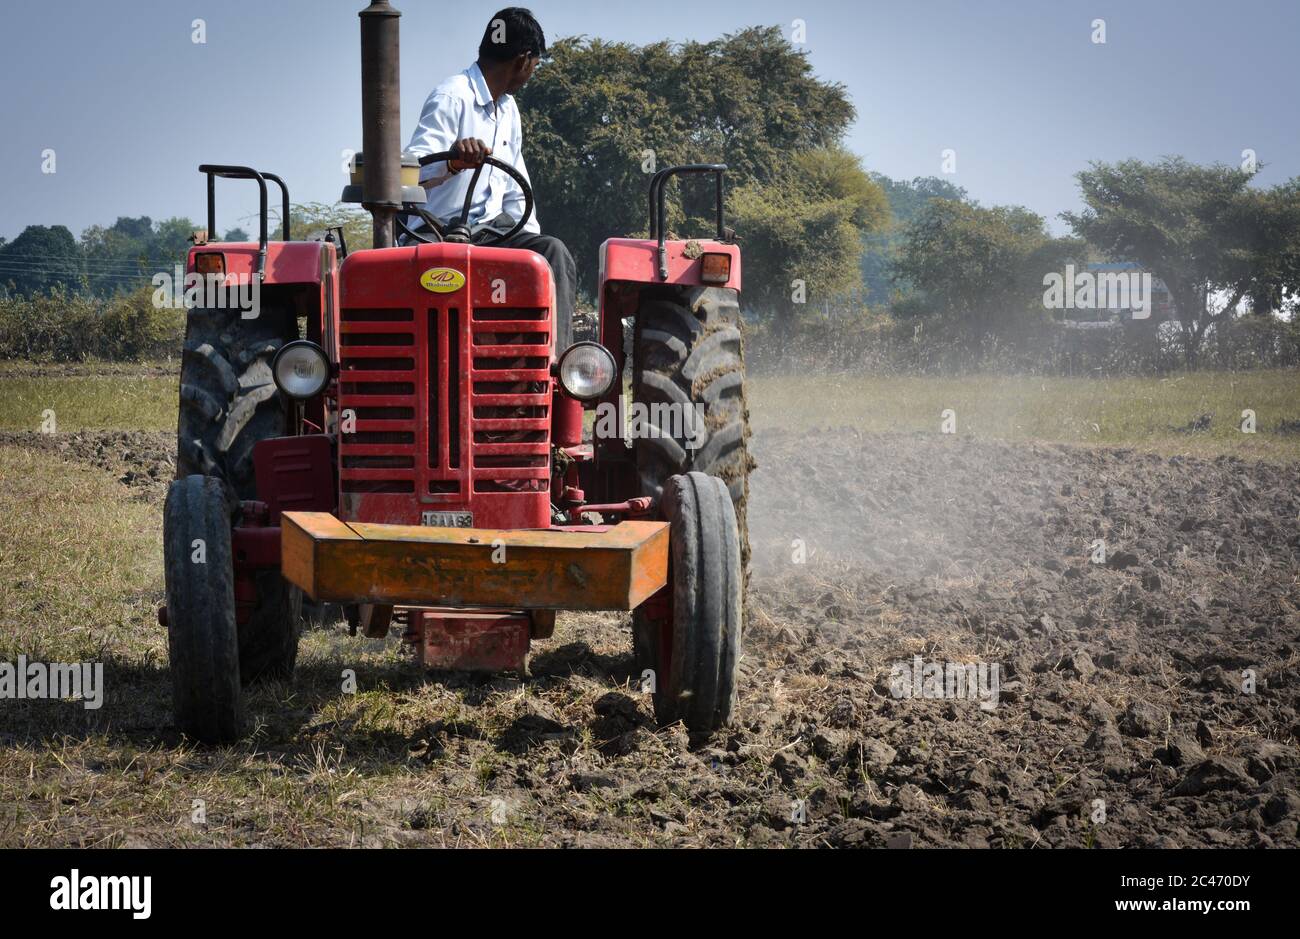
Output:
top-left (163, 2), bottom-right (751, 743)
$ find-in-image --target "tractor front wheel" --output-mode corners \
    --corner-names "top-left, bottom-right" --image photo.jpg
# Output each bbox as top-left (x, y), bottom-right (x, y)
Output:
top-left (164, 475), bottom-right (243, 743)
top-left (634, 472), bottom-right (742, 733)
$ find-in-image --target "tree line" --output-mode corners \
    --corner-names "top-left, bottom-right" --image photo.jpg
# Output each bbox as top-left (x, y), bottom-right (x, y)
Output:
top-left (3, 25), bottom-right (1298, 370)
top-left (518, 27), bottom-right (1300, 368)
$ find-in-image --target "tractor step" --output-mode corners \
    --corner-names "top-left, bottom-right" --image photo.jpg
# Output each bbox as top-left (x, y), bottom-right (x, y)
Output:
top-left (280, 512), bottom-right (669, 611)
top-left (402, 610), bottom-right (531, 672)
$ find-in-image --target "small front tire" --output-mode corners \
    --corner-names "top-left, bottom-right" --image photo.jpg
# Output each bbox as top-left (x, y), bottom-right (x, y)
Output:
top-left (164, 475), bottom-right (244, 743)
top-left (634, 472), bottom-right (742, 733)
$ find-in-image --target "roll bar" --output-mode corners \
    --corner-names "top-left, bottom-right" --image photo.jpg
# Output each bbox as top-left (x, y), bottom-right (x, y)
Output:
top-left (198, 164), bottom-right (292, 279)
top-left (647, 164), bottom-right (727, 280)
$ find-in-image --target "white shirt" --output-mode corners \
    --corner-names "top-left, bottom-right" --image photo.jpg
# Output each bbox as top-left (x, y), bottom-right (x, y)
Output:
top-left (406, 62), bottom-right (540, 235)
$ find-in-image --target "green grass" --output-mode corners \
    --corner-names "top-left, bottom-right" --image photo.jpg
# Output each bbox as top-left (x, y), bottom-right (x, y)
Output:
top-left (750, 369), bottom-right (1300, 461)
top-left (0, 374), bottom-right (177, 432)
top-left (0, 358), bottom-right (177, 377)
top-left (0, 447), bottom-right (163, 663)
top-left (2, 362), bottom-right (1297, 460)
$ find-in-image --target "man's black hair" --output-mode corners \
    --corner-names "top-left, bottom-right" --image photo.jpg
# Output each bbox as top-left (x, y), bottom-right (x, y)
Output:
top-left (478, 8), bottom-right (546, 63)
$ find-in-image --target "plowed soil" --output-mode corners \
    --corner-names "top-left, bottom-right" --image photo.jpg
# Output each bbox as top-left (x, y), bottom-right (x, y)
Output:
top-left (3, 426), bottom-right (1298, 847)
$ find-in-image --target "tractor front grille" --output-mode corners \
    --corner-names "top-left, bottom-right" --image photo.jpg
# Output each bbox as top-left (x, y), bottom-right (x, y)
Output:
top-left (337, 244), bottom-right (556, 528)
top-left (469, 307), bottom-right (551, 494)
top-left (337, 304), bottom-right (552, 522)
top-left (339, 307), bottom-right (419, 495)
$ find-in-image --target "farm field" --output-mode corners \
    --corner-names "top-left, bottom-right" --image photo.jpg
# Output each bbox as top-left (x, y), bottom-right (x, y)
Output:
top-left (0, 364), bottom-right (1297, 847)
top-left (3, 363), bottom-right (1299, 458)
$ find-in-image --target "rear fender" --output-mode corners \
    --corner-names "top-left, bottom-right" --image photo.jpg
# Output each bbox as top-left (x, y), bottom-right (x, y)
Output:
top-left (186, 241), bottom-right (340, 431)
top-left (598, 238), bottom-right (741, 292)
top-left (185, 240), bottom-right (338, 354)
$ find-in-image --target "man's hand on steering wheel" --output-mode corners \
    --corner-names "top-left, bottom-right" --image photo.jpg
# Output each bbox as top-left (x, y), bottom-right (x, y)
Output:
top-left (448, 138), bottom-right (491, 173)
top-left (411, 144), bottom-right (535, 246)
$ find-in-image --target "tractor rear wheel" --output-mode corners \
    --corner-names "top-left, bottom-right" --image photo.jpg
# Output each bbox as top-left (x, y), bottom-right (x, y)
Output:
top-left (634, 472), bottom-right (742, 733)
top-left (177, 302), bottom-right (295, 498)
top-left (630, 286), bottom-right (753, 572)
top-left (175, 303), bottom-right (302, 681)
top-left (164, 475), bottom-right (243, 743)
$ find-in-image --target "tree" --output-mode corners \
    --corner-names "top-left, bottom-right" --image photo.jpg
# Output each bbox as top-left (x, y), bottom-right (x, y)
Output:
top-left (1064, 157), bottom-right (1300, 364)
top-left (861, 175), bottom-right (969, 302)
top-left (280, 203), bottom-right (371, 255)
top-left (730, 148), bottom-right (888, 334)
top-left (0, 225), bottom-right (82, 296)
top-left (152, 217), bottom-right (198, 265)
top-left (79, 216), bottom-right (197, 297)
top-left (892, 199), bottom-right (1084, 338)
top-left (1243, 179), bottom-right (1300, 318)
top-left (517, 27), bottom-right (883, 318)
top-left (874, 175), bottom-right (970, 226)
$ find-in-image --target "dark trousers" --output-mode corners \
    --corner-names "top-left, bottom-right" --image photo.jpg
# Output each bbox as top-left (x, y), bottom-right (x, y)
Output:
top-left (496, 231), bottom-right (576, 350)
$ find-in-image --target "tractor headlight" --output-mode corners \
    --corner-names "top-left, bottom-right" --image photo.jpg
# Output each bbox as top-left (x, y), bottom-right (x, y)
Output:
top-left (557, 342), bottom-right (618, 401)
top-left (272, 340), bottom-right (330, 400)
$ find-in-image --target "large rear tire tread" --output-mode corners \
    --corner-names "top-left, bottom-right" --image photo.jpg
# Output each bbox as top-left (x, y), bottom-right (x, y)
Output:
top-left (177, 304), bottom-right (296, 499)
top-left (632, 286), bottom-right (754, 575)
top-left (175, 303), bottom-right (303, 682)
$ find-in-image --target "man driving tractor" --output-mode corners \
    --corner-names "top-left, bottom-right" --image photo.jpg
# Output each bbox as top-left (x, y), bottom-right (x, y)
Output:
top-left (405, 6), bottom-right (576, 346)
top-left (163, 0), bottom-right (748, 743)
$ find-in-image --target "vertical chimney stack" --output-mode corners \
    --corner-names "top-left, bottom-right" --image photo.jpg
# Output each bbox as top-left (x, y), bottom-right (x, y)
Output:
top-left (359, 1), bottom-right (402, 249)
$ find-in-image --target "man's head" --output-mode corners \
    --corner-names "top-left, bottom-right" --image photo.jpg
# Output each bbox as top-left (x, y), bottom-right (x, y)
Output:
top-left (478, 8), bottom-right (545, 95)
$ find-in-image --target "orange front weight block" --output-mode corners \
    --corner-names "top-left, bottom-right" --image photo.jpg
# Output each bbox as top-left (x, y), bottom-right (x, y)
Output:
top-left (280, 513), bottom-right (670, 611)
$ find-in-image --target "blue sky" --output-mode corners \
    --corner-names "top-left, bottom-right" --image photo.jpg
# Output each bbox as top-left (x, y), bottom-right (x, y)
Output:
top-left (2, 0), bottom-right (1297, 241)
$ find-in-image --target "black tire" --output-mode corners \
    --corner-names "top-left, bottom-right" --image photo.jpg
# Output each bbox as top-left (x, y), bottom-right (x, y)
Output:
top-left (164, 475), bottom-right (243, 743)
top-left (177, 303), bottom-right (296, 498)
top-left (238, 569), bottom-right (302, 681)
top-left (633, 472), bottom-right (742, 733)
top-left (301, 600), bottom-right (345, 630)
top-left (631, 286), bottom-right (753, 573)
top-left (175, 302), bottom-right (302, 681)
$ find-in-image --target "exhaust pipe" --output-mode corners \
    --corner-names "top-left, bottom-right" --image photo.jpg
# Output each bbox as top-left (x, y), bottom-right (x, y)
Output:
top-left (359, 1), bottom-right (402, 249)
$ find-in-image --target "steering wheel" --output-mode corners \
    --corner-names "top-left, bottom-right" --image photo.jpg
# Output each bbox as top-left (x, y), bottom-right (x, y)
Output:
top-left (402, 147), bottom-right (534, 247)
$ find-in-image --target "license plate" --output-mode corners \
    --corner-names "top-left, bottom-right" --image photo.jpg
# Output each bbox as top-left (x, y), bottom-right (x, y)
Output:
top-left (421, 511), bottom-right (474, 528)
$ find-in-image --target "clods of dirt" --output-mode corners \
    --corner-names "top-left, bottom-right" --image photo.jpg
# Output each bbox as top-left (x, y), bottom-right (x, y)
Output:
top-left (8, 425), bottom-right (1299, 847)
top-left (737, 428), bottom-right (1300, 847)
top-left (0, 430), bottom-right (174, 502)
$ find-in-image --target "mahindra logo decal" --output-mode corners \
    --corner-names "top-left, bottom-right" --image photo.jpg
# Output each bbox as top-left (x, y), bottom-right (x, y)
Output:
top-left (419, 267), bottom-right (466, 293)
